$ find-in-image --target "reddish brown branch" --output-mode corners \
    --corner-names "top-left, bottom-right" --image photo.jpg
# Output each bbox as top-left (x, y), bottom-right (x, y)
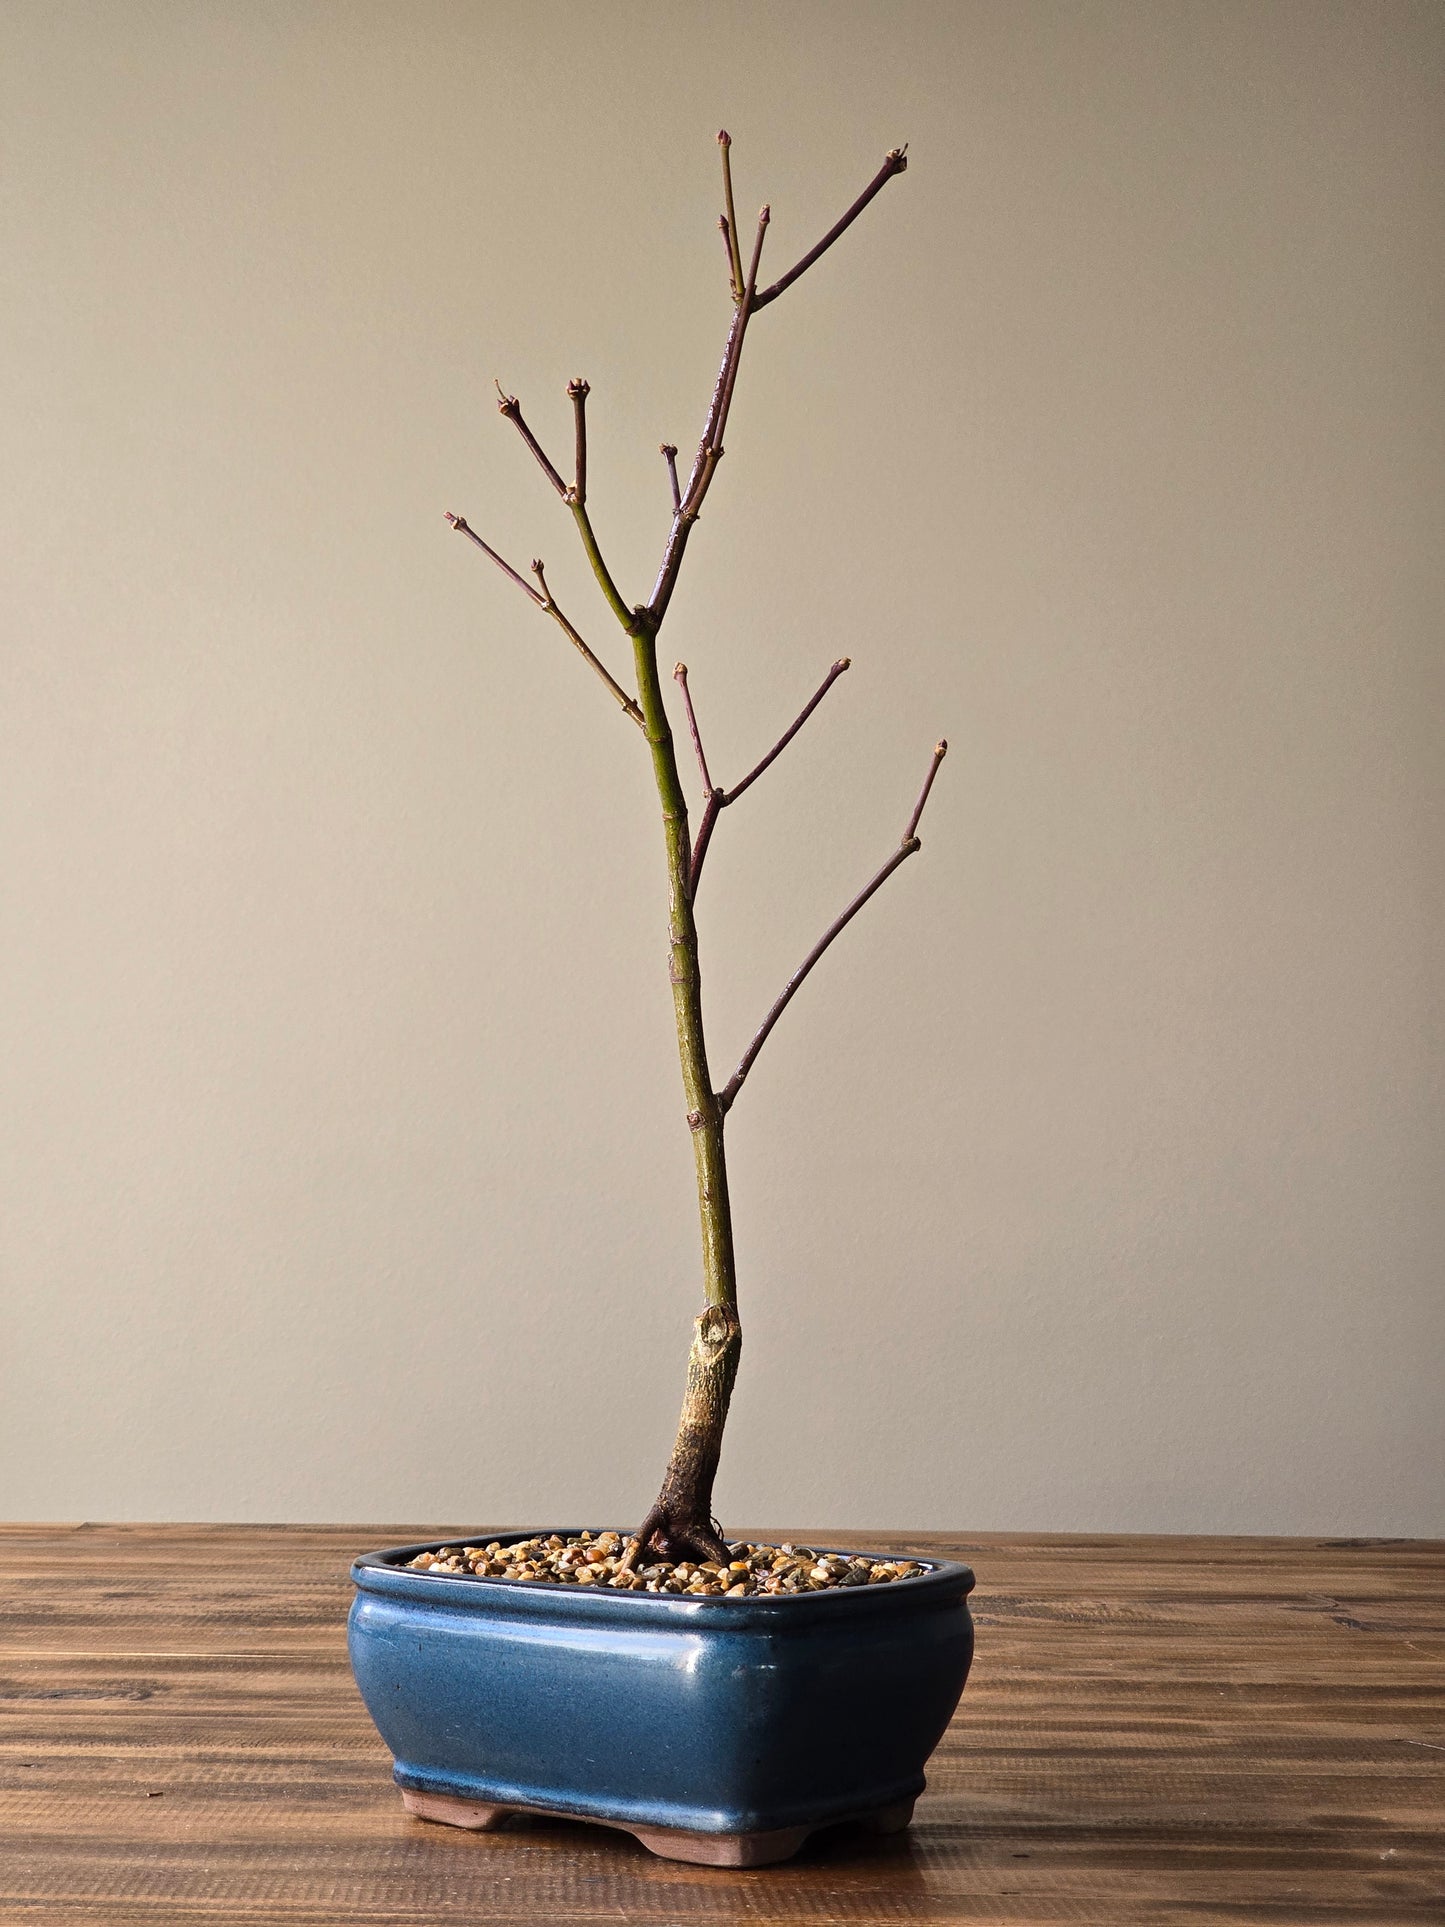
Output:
top-left (647, 303), bottom-right (745, 624)
top-left (683, 304), bottom-right (747, 513)
top-left (753, 147), bottom-right (908, 311)
top-left (530, 557), bottom-right (644, 726)
top-left (718, 131), bottom-right (745, 299)
top-left (904, 735), bottom-right (948, 839)
top-left (744, 204), bottom-right (770, 300)
top-left (688, 789), bottom-right (723, 900)
top-left (567, 378), bottom-right (590, 505)
top-left (717, 738), bottom-right (947, 1111)
top-left (495, 381), bottom-right (568, 498)
top-left (717, 215), bottom-right (737, 297)
top-left (659, 444), bottom-right (681, 512)
top-left (672, 663), bottom-right (714, 794)
top-left (445, 512), bottom-right (543, 603)
top-left (725, 656), bottom-right (850, 805)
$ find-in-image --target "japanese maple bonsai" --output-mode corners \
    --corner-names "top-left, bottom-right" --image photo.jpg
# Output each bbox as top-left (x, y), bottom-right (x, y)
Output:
top-left (348, 133), bottom-right (972, 1867)
top-left (445, 133), bottom-right (945, 1567)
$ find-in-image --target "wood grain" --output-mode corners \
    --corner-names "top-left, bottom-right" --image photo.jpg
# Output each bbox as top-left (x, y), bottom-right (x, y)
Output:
top-left (0, 1526), bottom-right (1441, 1923)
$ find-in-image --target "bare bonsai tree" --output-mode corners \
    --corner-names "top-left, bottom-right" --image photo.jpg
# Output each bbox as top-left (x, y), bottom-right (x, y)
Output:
top-left (446, 134), bottom-right (944, 1567)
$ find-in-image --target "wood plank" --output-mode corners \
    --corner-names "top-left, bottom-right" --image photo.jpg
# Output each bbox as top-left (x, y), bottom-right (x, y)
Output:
top-left (1, 1526), bottom-right (1441, 1923)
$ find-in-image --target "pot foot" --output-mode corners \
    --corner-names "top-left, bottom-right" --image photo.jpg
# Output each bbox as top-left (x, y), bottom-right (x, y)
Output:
top-left (864, 1796), bottom-right (917, 1835)
top-left (400, 1786), bottom-right (915, 1866)
top-left (629, 1821), bottom-right (811, 1867)
top-left (401, 1789), bottom-right (513, 1831)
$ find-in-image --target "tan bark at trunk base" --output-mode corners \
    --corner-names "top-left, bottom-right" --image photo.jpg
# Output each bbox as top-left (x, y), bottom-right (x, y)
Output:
top-left (629, 1303), bottom-right (741, 1564)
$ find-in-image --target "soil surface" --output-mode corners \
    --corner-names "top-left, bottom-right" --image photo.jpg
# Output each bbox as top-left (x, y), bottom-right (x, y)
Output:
top-left (403, 1532), bottom-right (928, 1595)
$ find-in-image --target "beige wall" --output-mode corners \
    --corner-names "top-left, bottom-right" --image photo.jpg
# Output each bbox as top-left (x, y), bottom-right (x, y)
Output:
top-left (2, 1), bottom-right (1441, 1533)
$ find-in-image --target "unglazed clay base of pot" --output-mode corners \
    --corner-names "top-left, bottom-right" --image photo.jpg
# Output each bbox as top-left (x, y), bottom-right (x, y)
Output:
top-left (400, 1785), bottom-right (916, 1868)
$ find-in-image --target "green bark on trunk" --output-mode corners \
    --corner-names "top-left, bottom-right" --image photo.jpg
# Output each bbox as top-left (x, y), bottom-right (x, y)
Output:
top-left (629, 614), bottom-right (739, 1563)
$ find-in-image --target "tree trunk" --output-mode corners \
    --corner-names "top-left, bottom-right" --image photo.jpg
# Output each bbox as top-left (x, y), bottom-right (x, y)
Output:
top-left (628, 613), bottom-right (738, 1564)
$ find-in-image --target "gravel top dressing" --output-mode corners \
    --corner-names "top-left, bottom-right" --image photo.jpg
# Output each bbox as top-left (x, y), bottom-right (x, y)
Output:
top-left (404, 1532), bottom-right (928, 1596)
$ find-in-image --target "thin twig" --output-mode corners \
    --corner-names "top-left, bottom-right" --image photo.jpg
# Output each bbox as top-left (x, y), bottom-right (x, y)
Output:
top-left (718, 131), bottom-right (745, 299)
top-left (725, 657), bottom-right (850, 805)
top-left (719, 846), bottom-right (913, 1110)
top-left (445, 512), bottom-right (543, 604)
top-left (904, 736), bottom-right (947, 839)
top-left (659, 444), bottom-right (681, 512)
top-left (744, 204), bottom-right (770, 301)
top-left (495, 382), bottom-right (568, 498)
top-left (717, 215), bottom-right (737, 295)
top-left (753, 148), bottom-right (908, 311)
top-left (672, 663), bottom-right (713, 794)
top-left (717, 738), bottom-right (947, 1111)
top-left (567, 378), bottom-right (589, 506)
top-left (529, 557), bottom-right (645, 727)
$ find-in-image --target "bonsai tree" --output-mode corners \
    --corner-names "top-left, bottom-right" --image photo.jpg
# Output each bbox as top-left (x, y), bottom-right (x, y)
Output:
top-left (445, 134), bottom-right (944, 1568)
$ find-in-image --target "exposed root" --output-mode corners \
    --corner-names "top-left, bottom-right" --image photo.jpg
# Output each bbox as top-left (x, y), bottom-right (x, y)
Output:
top-left (620, 1502), bottom-right (730, 1569)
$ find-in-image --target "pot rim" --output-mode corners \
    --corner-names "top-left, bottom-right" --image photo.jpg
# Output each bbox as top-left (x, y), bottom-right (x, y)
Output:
top-left (351, 1529), bottom-right (975, 1630)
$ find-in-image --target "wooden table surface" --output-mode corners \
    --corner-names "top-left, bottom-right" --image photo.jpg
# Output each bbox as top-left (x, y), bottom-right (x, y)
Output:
top-left (1, 1526), bottom-right (1441, 1924)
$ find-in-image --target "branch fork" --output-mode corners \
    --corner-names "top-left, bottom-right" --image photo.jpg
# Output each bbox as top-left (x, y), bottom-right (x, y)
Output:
top-left (673, 657), bottom-right (853, 899)
top-left (445, 512), bottom-right (641, 726)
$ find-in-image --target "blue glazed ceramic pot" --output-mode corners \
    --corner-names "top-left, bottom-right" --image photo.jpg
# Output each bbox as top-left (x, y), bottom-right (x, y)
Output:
top-left (349, 1532), bottom-right (975, 1866)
